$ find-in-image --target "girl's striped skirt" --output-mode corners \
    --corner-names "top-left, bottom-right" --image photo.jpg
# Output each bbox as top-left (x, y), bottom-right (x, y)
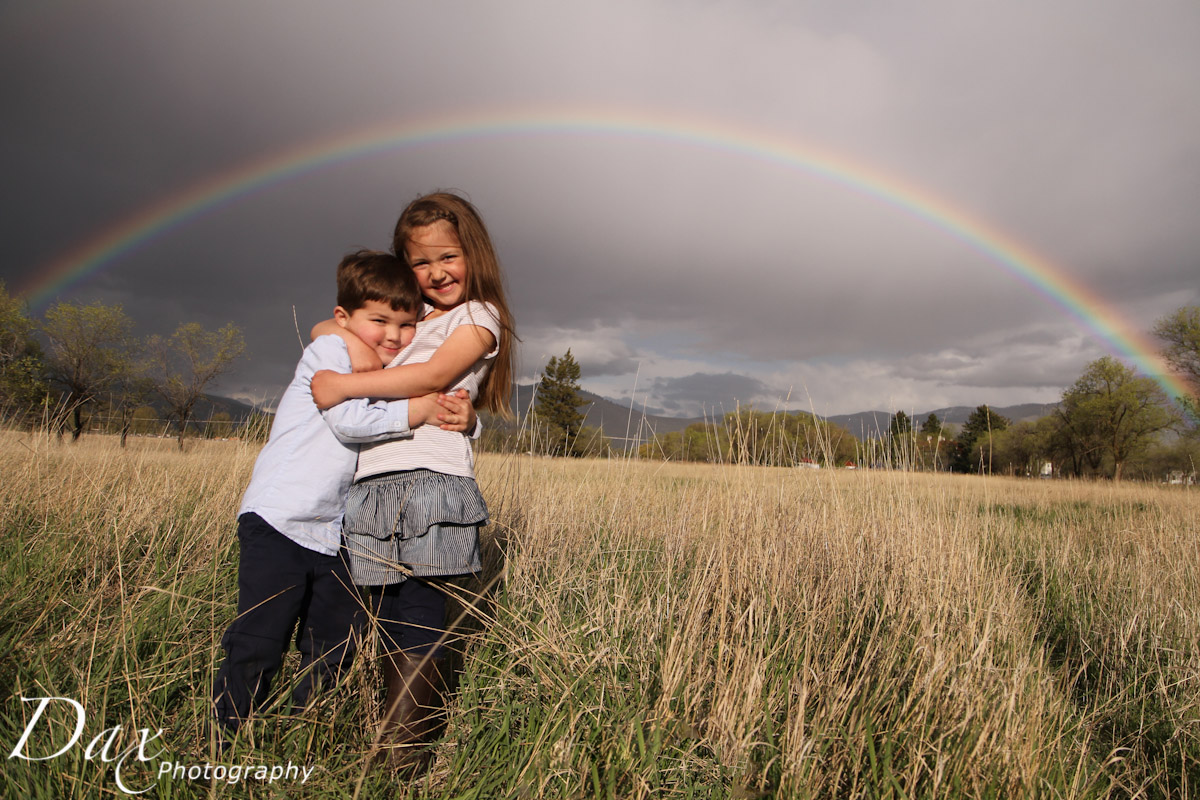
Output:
top-left (342, 469), bottom-right (487, 586)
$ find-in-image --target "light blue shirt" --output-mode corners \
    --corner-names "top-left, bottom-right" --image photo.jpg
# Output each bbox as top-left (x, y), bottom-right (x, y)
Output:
top-left (238, 335), bottom-right (413, 555)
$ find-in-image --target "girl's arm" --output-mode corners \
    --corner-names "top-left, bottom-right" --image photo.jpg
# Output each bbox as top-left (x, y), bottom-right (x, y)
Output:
top-left (322, 389), bottom-right (477, 442)
top-left (311, 318), bottom-right (383, 373)
top-left (311, 324), bottom-right (495, 409)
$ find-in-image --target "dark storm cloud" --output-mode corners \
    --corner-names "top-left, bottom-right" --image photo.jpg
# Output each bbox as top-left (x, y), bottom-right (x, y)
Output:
top-left (3, 1), bottom-right (1198, 414)
top-left (890, 340), bottom-right (1100, 391)
top-left (649, 373), bottom-right (775, 415)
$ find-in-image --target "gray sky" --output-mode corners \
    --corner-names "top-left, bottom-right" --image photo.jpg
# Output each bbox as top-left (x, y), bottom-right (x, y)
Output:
top-left (3, 1), bottom-right (1198, 417)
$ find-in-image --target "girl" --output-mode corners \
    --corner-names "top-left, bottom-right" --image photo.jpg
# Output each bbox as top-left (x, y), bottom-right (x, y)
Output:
top-left (311, 191), bottom-right (515, 771)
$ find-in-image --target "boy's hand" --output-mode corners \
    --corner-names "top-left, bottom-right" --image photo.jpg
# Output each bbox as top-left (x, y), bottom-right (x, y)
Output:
top-left (345, 335), bottom-right (383, 373)
top-left (310, 370), bottom-right (348, 410)
top-left (311, 318), bottom-right (340, 342)
top-left (436, 389), bottom-right (477, 433)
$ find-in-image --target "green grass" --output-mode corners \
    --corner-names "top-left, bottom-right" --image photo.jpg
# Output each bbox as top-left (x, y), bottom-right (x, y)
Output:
top-left (0, 433), bottom-right (1197, 798)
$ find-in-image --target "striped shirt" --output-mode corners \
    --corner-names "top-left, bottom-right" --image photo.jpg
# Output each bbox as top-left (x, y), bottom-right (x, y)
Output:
top-left (356, 301), bottom-right (501, 480)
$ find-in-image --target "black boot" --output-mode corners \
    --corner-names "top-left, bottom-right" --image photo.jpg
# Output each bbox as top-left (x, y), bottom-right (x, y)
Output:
top-left (376, 651), bottom-right (444, 774)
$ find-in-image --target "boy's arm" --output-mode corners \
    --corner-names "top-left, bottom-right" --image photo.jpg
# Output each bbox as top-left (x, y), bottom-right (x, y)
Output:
top-left (320, 396), bottom-right (414, 444)
top-left (312, 318), bottom-right (383, 373)
top-left (311, 324), bottom-right (495, 409)
top-left (307, 335), bottom-right (410, 443)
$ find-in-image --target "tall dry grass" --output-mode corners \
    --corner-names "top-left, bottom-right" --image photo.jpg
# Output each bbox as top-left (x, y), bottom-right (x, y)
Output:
top-left (0, 431), bottom-right (1196, 798)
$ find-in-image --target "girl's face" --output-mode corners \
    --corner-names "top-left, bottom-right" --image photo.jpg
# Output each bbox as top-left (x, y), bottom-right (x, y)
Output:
top-left (405, 220), bottom-right (468, 312)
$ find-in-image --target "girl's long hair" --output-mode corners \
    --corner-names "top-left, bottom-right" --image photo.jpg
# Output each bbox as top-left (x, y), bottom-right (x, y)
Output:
top-left (393, 191), bottom-right (516, 418)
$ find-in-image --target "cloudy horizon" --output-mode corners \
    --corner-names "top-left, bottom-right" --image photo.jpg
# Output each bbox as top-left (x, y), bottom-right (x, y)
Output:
top-left (3, 1), bottom-right (1197, 418)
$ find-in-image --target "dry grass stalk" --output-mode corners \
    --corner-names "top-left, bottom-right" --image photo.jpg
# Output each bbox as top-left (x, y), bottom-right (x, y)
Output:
top-left (0, 431), bottom-right (1196, 798)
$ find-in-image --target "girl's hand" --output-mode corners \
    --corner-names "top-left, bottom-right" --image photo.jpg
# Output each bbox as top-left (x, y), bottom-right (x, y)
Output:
top-left (310, 370), bottom-right (349, 410)
top-left (407, 390), bottom-right (474, 432)
top-left (312, 318), bottom-right (383, 372)
top-left (436, 389), bottom-right (477, 433)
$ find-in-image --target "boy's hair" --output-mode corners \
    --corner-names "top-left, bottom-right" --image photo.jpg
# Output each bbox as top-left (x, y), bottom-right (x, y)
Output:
top-left (392, 191), bottom-right (517, 418)
top-left (336, 249), bottom-right (421, 313)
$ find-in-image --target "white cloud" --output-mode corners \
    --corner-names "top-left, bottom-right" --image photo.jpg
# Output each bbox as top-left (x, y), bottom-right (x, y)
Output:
top-left (518, 324), bottom-right (642, 380)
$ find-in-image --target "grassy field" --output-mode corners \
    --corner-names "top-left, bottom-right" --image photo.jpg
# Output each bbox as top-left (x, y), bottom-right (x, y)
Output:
top-left (0, 431), bottom-right (1197, 798)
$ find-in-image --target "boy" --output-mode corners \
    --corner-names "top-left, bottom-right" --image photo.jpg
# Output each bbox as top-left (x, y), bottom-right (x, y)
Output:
top-left (212, 249), bottom-right (473, 739)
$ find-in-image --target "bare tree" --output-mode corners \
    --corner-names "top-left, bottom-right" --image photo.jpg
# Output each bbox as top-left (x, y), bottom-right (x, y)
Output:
top-left (149, 322), bottom-right (245, 449)
top-left (104, 372), bottom-right (155, 447)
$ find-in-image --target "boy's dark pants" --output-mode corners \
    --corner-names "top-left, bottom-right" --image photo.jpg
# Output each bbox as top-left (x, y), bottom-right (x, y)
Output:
top-left (213, 513), bottom-right (364, 733)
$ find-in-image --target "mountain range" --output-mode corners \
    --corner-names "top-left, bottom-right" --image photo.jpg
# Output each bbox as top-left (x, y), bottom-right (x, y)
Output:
top-left (510, 384), bottom-right (1059, 445)
top-left (201, 384), bottom-right (1056, 445)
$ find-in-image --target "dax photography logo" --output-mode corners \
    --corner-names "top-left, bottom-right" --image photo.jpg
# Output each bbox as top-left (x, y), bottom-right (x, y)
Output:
top-left (9, 696), bottom-right (166, 794)
top-left (9, 696), bottom-right (316, 795)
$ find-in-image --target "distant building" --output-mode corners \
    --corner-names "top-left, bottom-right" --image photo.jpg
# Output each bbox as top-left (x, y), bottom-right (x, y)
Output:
top-left (1166, 470), bottom-right (1196, 486)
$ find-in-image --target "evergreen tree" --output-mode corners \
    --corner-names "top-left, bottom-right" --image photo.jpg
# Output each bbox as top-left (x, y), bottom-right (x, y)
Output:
top-left (918, 412), bottom-right (947, 471)
top-left (534, 349), bottom-right (587, 456)
top-left (888, 410), bottom-right (914, 468)
top-left (920, 413), bottom-right (942, 436)
top-left (952, 405), bottom-right (1010, 473)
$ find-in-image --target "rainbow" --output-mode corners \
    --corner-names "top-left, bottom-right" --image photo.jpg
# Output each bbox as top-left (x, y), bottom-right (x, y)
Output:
top-left (16, 107), bottom-right (1192, 405)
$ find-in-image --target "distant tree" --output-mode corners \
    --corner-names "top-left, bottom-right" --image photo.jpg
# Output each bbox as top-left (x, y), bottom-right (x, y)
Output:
top-left (1041, 404), bottom-right (1097, 477)
top-left (0, 282), bottom-right (47, 422)
top-left (920, 413), bottom-right (942, 436)
top-left (823, 419), bottom-right (860, 468)
top-left (534, 349), bottom-right (587, 456)
top-left (983, 417), bottom-right (1059, 476)
top-left (241, 410), bottom-right (274, 444)
top-left (206, 411), bottom-right (234, 439)
top-left (642, 421), bottom-right (732, 463)
top-left (1056, 356), bottom-right (1176, 481)
top-left (130, 405), bottom-right (159, 436)
top-left (1138, 435), bottom-right (1200, 483)
top-left (638, 412), bottom-right (857, 467)
top-left (573, 425), bottom-right (612, 458)
top-left (915, 412), bottom-right (948, 471)
top-left (1153, 305), bottom-right (1200, 425)
top-left (726, 408), bottom-right (811, 466)
top-left (148, 322), bottom-right (246, 449)
top-left (710, 408), bottom-right (852, 467)
top-left (103, 373), bottom-right (155, 447)
top-left (952, 405), bottom-right (1010, 473)
top-left (40, 300), bottom-right (137, 440)
top-left (887, 410), bottom-right (915, 468)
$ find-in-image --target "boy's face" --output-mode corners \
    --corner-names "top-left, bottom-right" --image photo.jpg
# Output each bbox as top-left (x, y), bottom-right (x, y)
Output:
top-left (334, 299), bottom-right (418, 363)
